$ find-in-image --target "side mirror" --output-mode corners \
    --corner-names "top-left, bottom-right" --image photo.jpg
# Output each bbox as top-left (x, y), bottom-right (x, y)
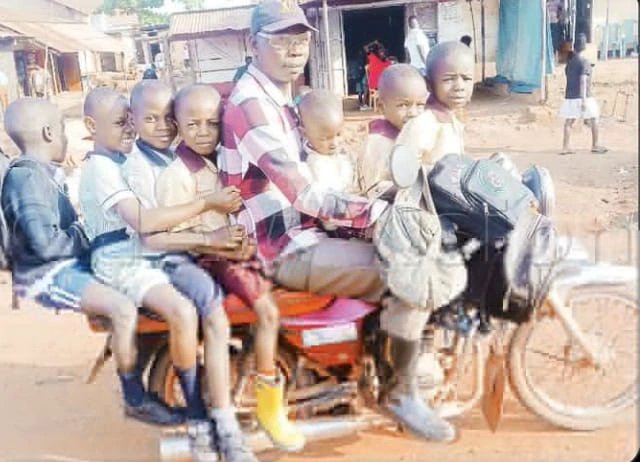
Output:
top-left (389, 144), bottom-right (420, 189)
top-left (522, 165), bottom-right (556, 218)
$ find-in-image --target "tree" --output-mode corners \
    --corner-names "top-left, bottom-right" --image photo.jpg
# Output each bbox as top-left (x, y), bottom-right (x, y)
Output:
top-left (98, 0), bottom-right (168, 25)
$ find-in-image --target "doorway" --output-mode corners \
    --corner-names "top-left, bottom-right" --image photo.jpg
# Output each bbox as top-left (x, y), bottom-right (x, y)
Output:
top-left (342, 6), bottom-right (405, 94)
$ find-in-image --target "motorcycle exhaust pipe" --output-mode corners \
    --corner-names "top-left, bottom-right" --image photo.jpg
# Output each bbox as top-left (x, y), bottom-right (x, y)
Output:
top-left (160, 415), bottom-right (385, 461)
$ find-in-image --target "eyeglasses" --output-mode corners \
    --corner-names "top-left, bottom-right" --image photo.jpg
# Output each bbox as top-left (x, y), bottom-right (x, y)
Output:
top-left (257, 31), bottom-right (311, 51)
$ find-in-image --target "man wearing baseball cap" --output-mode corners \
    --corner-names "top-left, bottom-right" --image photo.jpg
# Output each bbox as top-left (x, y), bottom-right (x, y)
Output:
top-left (219, 0), bottom-right (456, 448)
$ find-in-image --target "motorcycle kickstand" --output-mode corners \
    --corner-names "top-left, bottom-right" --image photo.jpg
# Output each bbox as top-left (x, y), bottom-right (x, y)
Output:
top-left (86, 334), bottom-right (113, 384)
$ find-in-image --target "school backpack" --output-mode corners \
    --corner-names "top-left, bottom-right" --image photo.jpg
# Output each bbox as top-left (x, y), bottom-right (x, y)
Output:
top-left (427, 153), bottom-right (557, 324)
top-left (427, 153), bottom-right (539, 243)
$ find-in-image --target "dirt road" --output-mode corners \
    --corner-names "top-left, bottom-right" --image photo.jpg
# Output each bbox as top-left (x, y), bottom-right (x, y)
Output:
top-left (0, 59), bottom-right (637, 462)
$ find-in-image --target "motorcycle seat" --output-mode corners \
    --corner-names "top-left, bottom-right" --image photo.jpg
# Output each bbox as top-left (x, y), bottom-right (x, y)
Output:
top-left (279, 297), bottom-right (376, 328)
top-left (224, 288), bottom-right (335, 325)
top-left (86, 289), bottom-right (335, 332)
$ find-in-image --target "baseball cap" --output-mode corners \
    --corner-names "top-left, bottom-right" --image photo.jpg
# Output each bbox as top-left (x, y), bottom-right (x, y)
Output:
top-left (251, 0), bottom-right (317, 35)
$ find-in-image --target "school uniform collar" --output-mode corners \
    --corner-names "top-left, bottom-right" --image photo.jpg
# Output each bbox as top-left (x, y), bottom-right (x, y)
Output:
top-left (368, 118), bottom-right (400, 140)
top-left (135, 139), bottom-right (175, 167)
top-left (175, 141), bottom-right (216, 174)
top-left (87, 149), bottom-right (127, 164)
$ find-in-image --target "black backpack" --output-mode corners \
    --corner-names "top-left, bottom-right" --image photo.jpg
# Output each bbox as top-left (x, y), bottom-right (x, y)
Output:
top-left (427, 154), bottom-right (556, 324)
top-left (428, 153), bottom-right (538, 243)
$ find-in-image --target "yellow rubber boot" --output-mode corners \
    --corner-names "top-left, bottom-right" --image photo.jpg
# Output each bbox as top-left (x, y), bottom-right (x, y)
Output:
top-left (255, 375), bottom-right (305, 452)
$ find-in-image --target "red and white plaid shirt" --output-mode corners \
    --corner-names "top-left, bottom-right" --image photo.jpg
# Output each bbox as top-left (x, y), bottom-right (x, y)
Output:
top-left (219, 65), bottom-right (387, 263)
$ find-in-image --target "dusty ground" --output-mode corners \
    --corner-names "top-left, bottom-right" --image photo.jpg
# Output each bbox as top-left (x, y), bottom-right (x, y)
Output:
top-left (0, 59), bottom-right (638, 462)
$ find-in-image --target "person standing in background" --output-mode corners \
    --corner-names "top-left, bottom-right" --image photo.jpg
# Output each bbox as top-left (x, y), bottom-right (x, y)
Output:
top-left (26, 52), bottom-right (52, 99)
top-left (548, 0), bottom-right (565, 59)
top-left (560, 33), bottom-right (607, 155)
top-left (365, 41), bottom-right (390, 91)
top-left (404, 15), bottom-right (430, 76)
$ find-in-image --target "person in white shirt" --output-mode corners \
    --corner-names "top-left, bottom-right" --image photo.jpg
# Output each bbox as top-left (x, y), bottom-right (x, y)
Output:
top-left (404, 16), bottom-right (430, 76)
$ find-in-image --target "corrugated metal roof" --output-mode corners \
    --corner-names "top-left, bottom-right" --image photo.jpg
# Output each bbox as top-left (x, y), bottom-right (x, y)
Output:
top-left (0, 19), bottom-right (125, 53)
top-left (49, 22), bottom-right (126, 52)
top-left (53, 0), bottom-right (103, 15)
top-left (169, 5), bottom-right (254, 41)
top-left (0, 20), bottom-right (81, 52)
top-left (0, 24), bottom-right (22, 39)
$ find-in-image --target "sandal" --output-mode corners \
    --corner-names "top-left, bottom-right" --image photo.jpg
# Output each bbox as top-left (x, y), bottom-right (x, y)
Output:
top-left (559, 150), bottom-right (575, 155)
top-left (591, 146), bottom-right (608, 154)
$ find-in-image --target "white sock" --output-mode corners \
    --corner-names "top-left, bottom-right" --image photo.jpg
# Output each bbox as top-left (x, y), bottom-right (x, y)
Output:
top-left (256, 373), bottom-right (279, 385)
top-left (211, 407), bottom-right (240, 432)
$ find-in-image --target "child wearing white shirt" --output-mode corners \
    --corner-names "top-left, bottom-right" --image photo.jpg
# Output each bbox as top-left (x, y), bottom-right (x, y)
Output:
top-left (298, 89), bottom-right (357, 194)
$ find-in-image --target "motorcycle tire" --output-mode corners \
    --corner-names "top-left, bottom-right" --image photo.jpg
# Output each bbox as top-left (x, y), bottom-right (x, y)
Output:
top-left (508, 286), bottom-right (638, 431)
top-left (147, 342), bottom-right (298, 412)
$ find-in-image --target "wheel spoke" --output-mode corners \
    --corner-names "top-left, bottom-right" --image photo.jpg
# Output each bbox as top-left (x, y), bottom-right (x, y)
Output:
top-left (518, 289), bottom-right (638, 417)
top-left (528, 348), bottom-right (568, 363)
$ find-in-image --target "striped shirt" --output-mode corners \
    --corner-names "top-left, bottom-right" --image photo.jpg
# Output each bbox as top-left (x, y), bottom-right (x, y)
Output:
top-left (218, 64), bottom-right (388, 263)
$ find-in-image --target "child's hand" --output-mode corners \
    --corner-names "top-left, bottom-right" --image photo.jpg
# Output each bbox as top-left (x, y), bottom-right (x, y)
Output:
top-left (202, 225), bottom-right (246, 250)
top-left (216, 237), bottom-right (257, 262)
top-left (198, 234), bottom-right (257, 261)
top-left (203, 186), bottom-right (243, 213)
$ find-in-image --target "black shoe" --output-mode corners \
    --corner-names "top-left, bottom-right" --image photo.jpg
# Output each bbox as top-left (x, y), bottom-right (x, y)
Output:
top-left (124, 393), bottom-right (185, 427)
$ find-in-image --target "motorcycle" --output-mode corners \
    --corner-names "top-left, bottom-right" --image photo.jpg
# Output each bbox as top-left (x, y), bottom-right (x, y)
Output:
top-left (86, 150), bottom-right (637, 456)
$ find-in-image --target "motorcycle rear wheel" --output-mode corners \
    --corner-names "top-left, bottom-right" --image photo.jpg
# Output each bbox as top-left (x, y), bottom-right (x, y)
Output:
top-left (147, 343), bottom-right (298, 414)
top-left (508, 286), bottom-right (638, 431)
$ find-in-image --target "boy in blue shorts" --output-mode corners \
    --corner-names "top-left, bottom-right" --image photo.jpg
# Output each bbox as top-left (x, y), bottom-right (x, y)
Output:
top-left (1, 97), bottom-right (179, 427)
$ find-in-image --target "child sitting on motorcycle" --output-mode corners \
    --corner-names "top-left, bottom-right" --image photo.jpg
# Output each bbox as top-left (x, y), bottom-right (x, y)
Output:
top-left (79, 86), bottom-right (256, 462)
top-left (395, 41), bottom-right (474, 167)
top-left (154, 83), bottom-right (305, 453)
top-left (298, 89), bottom-right (376, 239)
top-left (358, 63), bottom-right (428, 198)
top-left (1, 98), bottom-right (179, 427)
top-left (298, 89), bottom-right (356, 195)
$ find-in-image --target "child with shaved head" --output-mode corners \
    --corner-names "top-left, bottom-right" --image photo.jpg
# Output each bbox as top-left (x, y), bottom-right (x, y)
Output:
top-left (359, 63), bottom-right (428, 197)
top-left (0, 98), bottom-right (181, 427)
top-left (298, 89), bottom-right (366, 236)
top-left (79, 87), bottom-right (252, 461)
top-left (298, 89), bottom-right (355, 193)
top-left (155, 83), bottom-right (303, 456)
top-left (396, 41), bottom-right (475, 167)
top-left (123, 80), bottom-right (262, 461)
